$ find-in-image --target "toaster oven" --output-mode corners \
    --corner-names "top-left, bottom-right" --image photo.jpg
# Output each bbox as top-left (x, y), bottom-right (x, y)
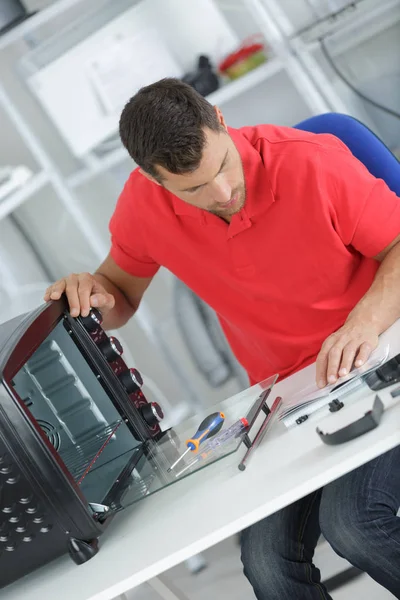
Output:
top-left (0, 297), bottom-right (177, 589)
top-left (0, 297), bottom-right (277, 589)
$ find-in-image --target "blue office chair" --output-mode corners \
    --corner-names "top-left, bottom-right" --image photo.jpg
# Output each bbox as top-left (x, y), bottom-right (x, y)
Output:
top-left (294, 113), bottom-right (400, 197)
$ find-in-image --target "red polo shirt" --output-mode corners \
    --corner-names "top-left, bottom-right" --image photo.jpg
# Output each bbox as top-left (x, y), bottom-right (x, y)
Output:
top-left (109, 125), bottom-right (400, 384)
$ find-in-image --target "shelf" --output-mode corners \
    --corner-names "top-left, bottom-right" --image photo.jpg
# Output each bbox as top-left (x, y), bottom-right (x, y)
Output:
top-left (67, 58), bottom-right (284, 188)
top-left (0, 171), bottom-right (50, 221)
top-left (0, 0), bottom-right (90, 52)
top-left (293, 0), bottom-right (400, 54)
top-left (291, 0), bottom-right (365, 42)
top-left (18, 0), bottom-right (144, 71)
top-left (322, 0), bottom-right (400, 57)
top-left (207, 58), bottom-right (283, 106)
top-left (67, 145), bottom-right (130, 188)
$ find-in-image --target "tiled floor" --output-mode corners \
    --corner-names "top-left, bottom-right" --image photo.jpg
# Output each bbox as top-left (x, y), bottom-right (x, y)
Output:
top-left (124, 536), bottom-right (395, 600)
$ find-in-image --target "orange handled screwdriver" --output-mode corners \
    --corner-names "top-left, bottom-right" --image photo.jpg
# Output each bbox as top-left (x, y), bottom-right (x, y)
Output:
top-left (167, 412), bottom-right (225, 472)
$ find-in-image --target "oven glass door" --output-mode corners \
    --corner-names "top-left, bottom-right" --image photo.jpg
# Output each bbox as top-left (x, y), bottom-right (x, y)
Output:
top-left (11, 319), bottom-right (144, 505)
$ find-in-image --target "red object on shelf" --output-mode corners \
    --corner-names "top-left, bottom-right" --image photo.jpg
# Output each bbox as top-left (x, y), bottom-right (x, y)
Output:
top-left (218, 36), bottom-right (266, 73)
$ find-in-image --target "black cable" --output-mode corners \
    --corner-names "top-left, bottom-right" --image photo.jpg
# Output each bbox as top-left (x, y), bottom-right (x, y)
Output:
top-left (320, 40), bottom-right (400, 121)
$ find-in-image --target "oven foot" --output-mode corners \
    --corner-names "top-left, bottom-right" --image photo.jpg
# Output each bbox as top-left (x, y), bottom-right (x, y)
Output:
top-left (67, 537), bottom-right (99, 565)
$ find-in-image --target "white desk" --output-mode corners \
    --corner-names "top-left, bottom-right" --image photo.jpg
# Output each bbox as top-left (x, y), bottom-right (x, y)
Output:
top-left (3, 324), bottom-right (400, 600)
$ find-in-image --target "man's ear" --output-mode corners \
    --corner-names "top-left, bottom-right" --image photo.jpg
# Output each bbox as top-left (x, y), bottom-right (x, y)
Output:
top-left (139, 168), bottom-right (162, 186)
top-left (214, 106), bottom-right (228, 131)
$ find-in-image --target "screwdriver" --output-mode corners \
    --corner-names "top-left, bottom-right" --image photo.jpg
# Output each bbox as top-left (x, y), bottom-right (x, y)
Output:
top-left (201, 417), bottom-right (249, 452)
top-left (174, 418), bottom-right (249, 478)
top-left (167, 412), bottom-right (225, 472)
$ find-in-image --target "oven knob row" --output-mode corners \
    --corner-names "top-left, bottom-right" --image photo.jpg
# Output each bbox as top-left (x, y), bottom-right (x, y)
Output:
top-left (80, 310), bottom-right (163, 426)
top-left (141, 402), bottom-right (164, 426)
top-left (119, 368), bottom-right (143, 393)
top-left (80, 308), bottom-right (103, 331)
top-left (118, 369), bottom-right (164, 425)
top-left (98, 336), bottom-right (123, 362)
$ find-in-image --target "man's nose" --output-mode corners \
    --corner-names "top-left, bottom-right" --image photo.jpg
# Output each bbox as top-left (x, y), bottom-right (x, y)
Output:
top-left (211, 176), bottom-right (232, 204)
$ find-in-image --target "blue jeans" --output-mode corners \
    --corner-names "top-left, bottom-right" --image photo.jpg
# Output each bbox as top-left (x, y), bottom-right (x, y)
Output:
top-left (241, 446), bottom-right (400, 599)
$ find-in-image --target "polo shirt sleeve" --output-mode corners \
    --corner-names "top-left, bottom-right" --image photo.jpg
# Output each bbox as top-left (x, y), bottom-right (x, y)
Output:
top-left (319, 142), bottom-right (400, 258)
top-left (110, 234), bottom-right (160, 278)
top-left (109, 185), bottom-right (160, 278)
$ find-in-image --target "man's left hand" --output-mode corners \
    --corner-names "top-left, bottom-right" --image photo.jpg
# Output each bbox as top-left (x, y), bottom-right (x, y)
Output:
top-left (316, 318), bottom-right (379, 389)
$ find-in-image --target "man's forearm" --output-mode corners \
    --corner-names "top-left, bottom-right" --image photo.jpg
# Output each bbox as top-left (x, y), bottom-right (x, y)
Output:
top-left (316, 240), bottom-right (400, 387)
top-left (347, 241), bottom-right (400, 332)
top-left (93, 272), bottom-right (137, 330)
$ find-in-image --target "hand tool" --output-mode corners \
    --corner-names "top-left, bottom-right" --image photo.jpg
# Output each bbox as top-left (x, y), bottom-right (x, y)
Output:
top-left (201, 417), bottom-right (248, 450)
top-left (174, 417), bottom-right (249, 478)
top-left (167, 411), bottom-right (225, 472)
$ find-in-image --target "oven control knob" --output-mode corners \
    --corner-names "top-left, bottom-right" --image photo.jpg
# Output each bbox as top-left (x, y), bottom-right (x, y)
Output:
top-left (80, 308), bottom-right (103, 331)
top-left (141, 402), bottom-right (164, 426)
top-left (119, 368), bottom-right (143, 393)
top-left (99, 336), bottom-right (123, 361)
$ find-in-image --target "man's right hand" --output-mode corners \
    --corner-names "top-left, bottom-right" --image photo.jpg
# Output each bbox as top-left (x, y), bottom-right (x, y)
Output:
top-left (44, 273), bottom-right (115, 319)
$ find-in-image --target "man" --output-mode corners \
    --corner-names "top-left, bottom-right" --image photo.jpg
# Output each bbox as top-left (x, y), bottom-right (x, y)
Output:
top-left (44, 79), bottom-right (400, 599)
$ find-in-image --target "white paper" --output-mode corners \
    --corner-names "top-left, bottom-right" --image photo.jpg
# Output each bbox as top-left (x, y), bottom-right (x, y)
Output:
top-left (279, 341), bottom-right (390, 423)
top-left (85, 29), bottom-right (183, 116)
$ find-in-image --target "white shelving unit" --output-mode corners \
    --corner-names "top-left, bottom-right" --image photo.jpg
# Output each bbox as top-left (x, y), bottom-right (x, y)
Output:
top-left (0, 0), bottom-right (84, 52)
top-left (286, 0), bottom-right (400, 48)
top-left (207, 58), bottom-right (284, 104)
top-left (257, 0), bottom-right (400, 145)
top-left (0, 170), bottom-right (49, 220)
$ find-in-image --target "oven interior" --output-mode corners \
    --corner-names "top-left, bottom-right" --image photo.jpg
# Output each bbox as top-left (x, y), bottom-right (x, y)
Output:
top-left (10, 318), bottom-right (149, 507)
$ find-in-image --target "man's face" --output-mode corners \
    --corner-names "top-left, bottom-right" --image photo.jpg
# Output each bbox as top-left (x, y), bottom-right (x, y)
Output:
top-left (155, 124), bottom-right (246, 221)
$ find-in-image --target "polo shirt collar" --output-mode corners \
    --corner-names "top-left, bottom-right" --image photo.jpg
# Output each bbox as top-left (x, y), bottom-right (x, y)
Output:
top-left (171, 126), bottom-right (275, 223)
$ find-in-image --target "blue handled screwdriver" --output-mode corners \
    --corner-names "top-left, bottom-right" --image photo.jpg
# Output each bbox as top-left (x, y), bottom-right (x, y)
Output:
top-left (167, 412), bottom-right (225, 472)
top-left (174, 417), bottom-right (249, 478)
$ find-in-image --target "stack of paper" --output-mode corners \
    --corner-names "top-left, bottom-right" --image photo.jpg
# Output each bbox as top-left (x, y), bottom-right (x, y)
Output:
top-left (279, 343), bottom-right (390, 428)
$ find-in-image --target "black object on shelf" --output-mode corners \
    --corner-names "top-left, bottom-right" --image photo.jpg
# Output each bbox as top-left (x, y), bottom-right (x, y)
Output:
top-left (182, 55), bottom-right (220, 97)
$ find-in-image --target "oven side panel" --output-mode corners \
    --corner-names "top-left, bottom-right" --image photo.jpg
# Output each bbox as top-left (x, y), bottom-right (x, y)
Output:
top-left (0, 425), bottom-right (69, 588)
top-left (0, 384), bottom-right (104, 589)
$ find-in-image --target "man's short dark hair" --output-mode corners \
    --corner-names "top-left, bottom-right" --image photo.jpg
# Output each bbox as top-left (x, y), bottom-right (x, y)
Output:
top-left (119, 78), bottom-right (223, 180)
